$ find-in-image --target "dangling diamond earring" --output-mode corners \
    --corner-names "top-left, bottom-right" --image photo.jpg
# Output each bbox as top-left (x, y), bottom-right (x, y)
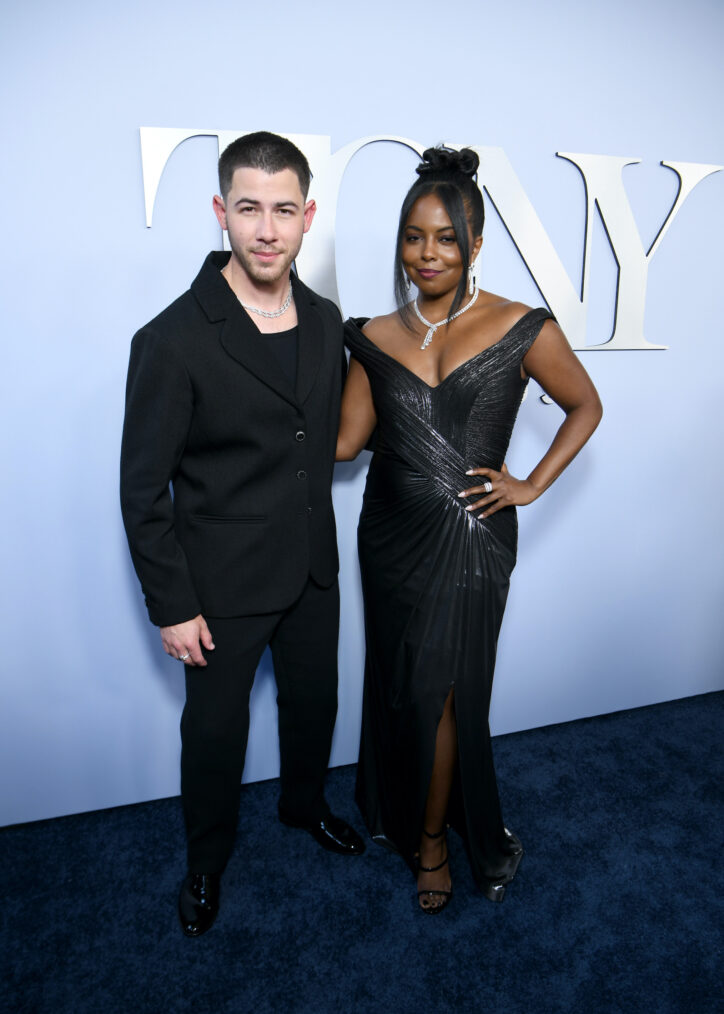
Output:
top-left (406, 273), bottom-right (412, 290)
top-left (467, 264), bottom-right (475, 296)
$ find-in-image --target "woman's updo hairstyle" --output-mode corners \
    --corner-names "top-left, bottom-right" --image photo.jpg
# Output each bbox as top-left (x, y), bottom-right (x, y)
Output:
top-left (394, 146), bottom-right (485, 329)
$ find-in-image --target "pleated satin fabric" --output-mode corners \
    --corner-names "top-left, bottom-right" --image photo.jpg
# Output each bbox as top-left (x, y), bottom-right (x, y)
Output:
top-left (346, 309), bottom-right (553, 887)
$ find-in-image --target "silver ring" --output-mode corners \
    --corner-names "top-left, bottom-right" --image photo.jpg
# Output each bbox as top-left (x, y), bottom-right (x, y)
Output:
top-left (179, 652), bottom-right (190, 661)
top-left (483, 481), bottom-right (493, 494)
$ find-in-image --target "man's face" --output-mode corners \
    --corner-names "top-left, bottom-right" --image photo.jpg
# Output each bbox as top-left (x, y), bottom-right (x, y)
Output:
top-left (213, 167), bottom-right (316, 286)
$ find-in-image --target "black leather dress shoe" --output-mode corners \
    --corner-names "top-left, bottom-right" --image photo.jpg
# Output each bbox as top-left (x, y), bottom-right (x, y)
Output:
top-left (178, 873), bottom-right (220, 937)
top-left (279, 811), bottom-right (366, 855)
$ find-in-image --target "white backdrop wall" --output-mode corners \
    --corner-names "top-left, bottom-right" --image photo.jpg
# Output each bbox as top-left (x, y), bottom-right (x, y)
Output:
top-left (1, 0), bottom-right (722, 826)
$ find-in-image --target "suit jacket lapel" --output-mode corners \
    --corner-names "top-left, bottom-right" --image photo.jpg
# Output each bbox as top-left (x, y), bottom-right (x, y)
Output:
top-left (192, 253), bottom-right (298, 409)
top-left (293, 274), bottom-right (324, 405)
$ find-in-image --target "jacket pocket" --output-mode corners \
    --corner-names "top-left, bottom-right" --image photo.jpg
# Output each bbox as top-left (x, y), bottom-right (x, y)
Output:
top-left (190, 514), bottom-right (267, 524)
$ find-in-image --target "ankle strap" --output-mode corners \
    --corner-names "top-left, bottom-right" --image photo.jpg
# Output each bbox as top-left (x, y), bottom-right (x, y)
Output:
top-left (418, 853), bottom-right (449, 873)
top-left (422, 827), bottom-right (446, 840)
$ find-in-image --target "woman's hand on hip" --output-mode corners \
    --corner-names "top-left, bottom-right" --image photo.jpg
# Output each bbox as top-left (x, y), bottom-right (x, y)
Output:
top-left (458, 464), bottom-right (540, 518)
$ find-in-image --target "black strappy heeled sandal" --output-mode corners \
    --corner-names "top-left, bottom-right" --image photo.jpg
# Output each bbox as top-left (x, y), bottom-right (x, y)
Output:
top-left (416, 828), bottom-right (453, 915)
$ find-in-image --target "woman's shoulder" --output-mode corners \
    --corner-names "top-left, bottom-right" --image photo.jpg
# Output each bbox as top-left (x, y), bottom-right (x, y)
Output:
top-left (345, 310), bottom-right (409, 355)
top-left (361, 309), bottom-right (406, 340)
top-left (474, 292), bottom-right (554, 339)
top-left (476, 291), bottom-right (530, 326)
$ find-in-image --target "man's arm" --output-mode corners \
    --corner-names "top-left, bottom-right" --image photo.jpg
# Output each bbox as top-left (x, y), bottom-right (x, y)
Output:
top-left (120, 326), bottom-right (203, 629)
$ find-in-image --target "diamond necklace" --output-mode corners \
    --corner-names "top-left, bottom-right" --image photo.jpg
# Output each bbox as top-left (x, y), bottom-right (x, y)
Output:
top-left (239, 282), bottom-right (293, 319)
top-left (412, 288), bottom-right (479, 350)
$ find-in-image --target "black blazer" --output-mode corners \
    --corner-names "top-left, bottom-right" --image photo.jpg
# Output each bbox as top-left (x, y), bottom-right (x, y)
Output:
top-left (121, 252), bottom-right (344, 626)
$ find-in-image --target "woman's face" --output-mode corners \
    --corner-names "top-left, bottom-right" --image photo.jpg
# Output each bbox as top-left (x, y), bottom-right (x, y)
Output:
top-left (401, 193), bottom-right (480, 299)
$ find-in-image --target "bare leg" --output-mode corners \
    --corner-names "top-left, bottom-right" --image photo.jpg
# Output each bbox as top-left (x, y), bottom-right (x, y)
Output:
top-left (417, 687), bottom-right (456, 911)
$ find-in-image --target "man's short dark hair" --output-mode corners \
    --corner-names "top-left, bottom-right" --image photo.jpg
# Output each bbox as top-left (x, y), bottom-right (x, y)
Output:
top-left (218, 131), bottom-right (312, 200)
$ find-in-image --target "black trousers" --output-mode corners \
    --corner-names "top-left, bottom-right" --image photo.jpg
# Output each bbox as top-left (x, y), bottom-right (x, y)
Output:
top-left (180, 577), bottom-right (339, 873)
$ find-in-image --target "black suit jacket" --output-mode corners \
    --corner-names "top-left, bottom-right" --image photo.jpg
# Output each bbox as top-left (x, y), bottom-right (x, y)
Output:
top-left (121, 252), bottom-right (344, 627)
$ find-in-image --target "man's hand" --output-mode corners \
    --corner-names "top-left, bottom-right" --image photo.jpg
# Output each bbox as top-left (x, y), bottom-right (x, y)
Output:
top-left (160, 615), bottom-right (215, 667)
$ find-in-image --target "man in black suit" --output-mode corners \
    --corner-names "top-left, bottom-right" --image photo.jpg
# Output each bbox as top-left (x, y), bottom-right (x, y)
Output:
top-left (121, 131), bottom-right (363, 938)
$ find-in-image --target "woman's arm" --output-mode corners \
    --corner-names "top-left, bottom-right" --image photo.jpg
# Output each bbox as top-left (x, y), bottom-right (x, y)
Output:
top-left (459, 320), bottom-right (603, 517)
top-left (336, 356), bottom-right (378, 461)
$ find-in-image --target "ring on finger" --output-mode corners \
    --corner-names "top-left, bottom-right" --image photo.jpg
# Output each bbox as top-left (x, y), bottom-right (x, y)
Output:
top-left (482, 481), bottom-right (493, 494)
top-left (179, 652), bottom-right (190, 661)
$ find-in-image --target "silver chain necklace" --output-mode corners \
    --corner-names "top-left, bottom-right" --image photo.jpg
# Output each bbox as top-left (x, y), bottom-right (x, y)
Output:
top-left (412, 288), bottom-right (479, 350)
top-left (239, 282), bottom-right (293, 319)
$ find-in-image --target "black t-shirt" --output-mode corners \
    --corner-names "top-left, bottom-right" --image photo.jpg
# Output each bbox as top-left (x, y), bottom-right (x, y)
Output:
top-left (264, 326), bottom-right (299, 387)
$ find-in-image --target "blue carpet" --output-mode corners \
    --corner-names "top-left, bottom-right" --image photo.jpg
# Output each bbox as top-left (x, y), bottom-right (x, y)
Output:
top-left (2, 692), bottom-right (722, 1014)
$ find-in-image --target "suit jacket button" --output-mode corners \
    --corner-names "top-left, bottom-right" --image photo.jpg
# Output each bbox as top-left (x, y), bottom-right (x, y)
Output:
top-left (296, 470), bottom-right (307, 480)
top-left (295, 430), bottom-right (306, 441)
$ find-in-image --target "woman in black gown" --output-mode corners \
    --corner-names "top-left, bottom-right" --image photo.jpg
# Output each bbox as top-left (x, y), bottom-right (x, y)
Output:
top-left (337, 147), bottom-right (602, 913)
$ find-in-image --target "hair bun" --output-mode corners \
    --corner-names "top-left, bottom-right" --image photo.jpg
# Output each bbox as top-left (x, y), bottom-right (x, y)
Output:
top-left (416, 145), bottom-right (479, 180)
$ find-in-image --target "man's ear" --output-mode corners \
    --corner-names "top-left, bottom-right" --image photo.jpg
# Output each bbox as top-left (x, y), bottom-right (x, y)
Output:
top-left (212, 194), bottom-right (228, 231)
top-left (303, 199), bottom-right (317, 234)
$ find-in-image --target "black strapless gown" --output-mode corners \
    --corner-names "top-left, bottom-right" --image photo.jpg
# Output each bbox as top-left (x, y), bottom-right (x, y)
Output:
top-left (345, 309), bottom-right (553, 890)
